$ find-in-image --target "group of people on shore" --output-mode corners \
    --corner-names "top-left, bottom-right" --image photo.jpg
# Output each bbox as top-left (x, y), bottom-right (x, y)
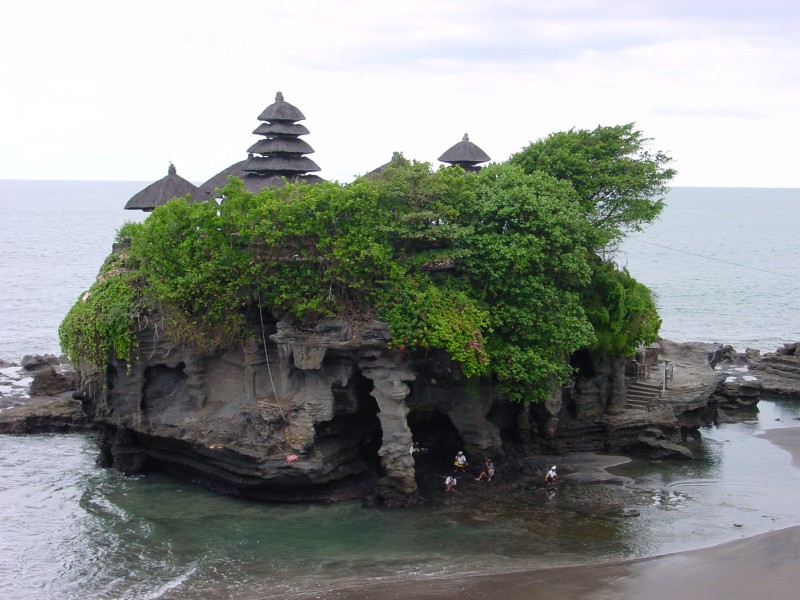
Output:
top-left (444, 452), bottom-right (495, 492)
top-left (444, 452), bottom-right (559, 493)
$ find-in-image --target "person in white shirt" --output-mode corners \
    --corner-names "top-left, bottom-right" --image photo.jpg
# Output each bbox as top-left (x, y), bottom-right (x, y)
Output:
top-left (454, 451), bottom-right (468, 473)
top-left (545, 465), bottom-right (558, 485)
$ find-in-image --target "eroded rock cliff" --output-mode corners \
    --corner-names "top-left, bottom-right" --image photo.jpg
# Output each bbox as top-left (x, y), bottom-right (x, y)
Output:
top-left (75, 304), bottom-right (732, 506)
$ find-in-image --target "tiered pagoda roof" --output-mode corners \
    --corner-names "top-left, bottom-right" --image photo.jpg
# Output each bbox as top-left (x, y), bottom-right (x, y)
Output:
top-left (196, 92), bottom-right (323, 200)
top-left (438, 133), bottom-right (491, 171)
top-left (126, 95), bottom-right (493, 210)
top-left (242, 91), bottom-right (321, 178)
top-left (198, 92), bottom-right (324, 200)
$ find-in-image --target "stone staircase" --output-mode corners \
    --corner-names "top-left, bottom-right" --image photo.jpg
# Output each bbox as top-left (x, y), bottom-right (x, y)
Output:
top-left (625, 380), bottom-right (661, 409)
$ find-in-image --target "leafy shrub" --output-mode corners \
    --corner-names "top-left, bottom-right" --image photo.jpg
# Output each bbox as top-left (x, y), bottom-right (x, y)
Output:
top-left (60, 125), bottom-right (671, 402)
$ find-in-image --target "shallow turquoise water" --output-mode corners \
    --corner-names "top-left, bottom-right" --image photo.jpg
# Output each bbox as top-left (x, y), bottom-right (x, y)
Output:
top-left (1, 183), bottom-right (799, 598)
top-left (3, 399), bottom-right (800, 599)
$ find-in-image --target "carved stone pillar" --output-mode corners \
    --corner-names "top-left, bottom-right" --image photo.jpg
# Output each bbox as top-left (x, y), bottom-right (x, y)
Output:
top-left (607, 357), bottom-right (628, 414)
top-left (362, 359), bottom-right (417, 499)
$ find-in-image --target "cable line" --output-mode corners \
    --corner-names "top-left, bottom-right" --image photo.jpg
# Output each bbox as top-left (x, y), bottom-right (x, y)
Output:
top-left (626, 237), bottom-right (800, 281)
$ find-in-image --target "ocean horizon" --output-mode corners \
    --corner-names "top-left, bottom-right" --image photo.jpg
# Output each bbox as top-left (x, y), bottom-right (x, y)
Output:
top-left (1, 181), bottom-right (797, 362)
top-left (1, 181), bottom-right (799, 599)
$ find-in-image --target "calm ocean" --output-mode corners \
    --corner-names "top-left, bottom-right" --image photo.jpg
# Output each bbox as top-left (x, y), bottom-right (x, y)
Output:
top-left (618, 186), bottom-right (800, 352)
top-left (1, 181), bottom-right (799, 599)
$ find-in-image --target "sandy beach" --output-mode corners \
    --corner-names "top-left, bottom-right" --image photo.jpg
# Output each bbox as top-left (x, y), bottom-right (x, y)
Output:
top-left (328, 425), bottom-right (800, 600)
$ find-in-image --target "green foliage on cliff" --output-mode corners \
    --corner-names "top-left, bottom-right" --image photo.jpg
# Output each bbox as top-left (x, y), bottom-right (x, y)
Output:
top-left (509, 123), bottom-right (676, 243)
top-left (583, 261), bottom-right (662, 357)
top-left (58, 269), bottom-right (142, 368)
top-left (60, 124), bottom-right (670, 401)
top-left (122, 193), bottom-right (258, 351)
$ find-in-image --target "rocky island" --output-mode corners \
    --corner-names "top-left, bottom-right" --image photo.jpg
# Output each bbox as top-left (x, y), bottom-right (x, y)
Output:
top-left (6, 96), bottom-right (797, 509)
top-left (3, 339), bottom-right (799, 506)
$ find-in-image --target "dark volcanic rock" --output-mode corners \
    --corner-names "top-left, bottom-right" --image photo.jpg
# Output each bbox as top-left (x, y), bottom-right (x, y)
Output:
top-left (21, 354), bottom-right (61, 371)
top-left (634, 427), bottom-right (693, 459)
top-left (80, 317), bottom-right (426, 504)
top-left (0, 394), bottom-right (91, 434)
top-left (29, 365), bottom-right (79, 396)
top-left (711, 378), bottom-right (762, 409)
top-left (749, 343), bottom-right (800, 398)
top-left (75, 316), bottom-right (729, 504)
top-left (714, 342), bottom-right (800, 402)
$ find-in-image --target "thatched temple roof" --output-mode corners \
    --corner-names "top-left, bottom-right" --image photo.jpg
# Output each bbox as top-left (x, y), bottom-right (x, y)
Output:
top-left (253, 122), bottom-right (310, 137)
top-left (124, 163), bottom-right (199, 211)
top-left (196, 91), bottom-right (324, 201)
top-left (127, 94), bottom-right (493, 209)
top-left (366, 151), bottom-right (406, 178)
top-left (247, 137), bottom-right (315, 155)
top-left (438, 133), bottom-right (491, 171)
top-left (243, 91), bottom-right (321, 177)
top-left (257, 92), bottom-right (307, 122)
top-left (194, 160), bottom-right (248, 200)
top-left (195, 160), bottom-right (324, 201)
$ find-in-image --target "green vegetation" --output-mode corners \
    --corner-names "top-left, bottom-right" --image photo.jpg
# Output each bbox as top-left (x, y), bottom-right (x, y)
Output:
top-left (59, 124), bottom-right (673, 402)
top-left (510, 123), bottom-right (676, 244)
top-left (58, 269), bottom-right (142, 370)
top-left (582, 260), bottom-right (662, 357)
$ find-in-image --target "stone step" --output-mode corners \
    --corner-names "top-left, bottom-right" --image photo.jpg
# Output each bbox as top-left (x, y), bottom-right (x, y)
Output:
top-left (628, 386), bottom-right (660, 394)
top-left (628, 384), bottom-right (659, 393)
top-left (627, 390), bottom-right (658, 399)
top-left (625, 381), bottom-right (661, 409)
top-left (626, 401), bottom-right (650, 410)
top-left (628, 386), bottom-right (657, 394)
top-left (626, 395), bottom-right (651, 403)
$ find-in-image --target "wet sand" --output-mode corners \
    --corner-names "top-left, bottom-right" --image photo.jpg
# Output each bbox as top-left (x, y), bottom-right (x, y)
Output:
top-left (328, 425), bottom-right (800, 600)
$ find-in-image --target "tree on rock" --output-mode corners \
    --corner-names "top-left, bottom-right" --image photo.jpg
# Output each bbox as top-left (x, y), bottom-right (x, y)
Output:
top-left (509, 123), bottom-right (676, 244)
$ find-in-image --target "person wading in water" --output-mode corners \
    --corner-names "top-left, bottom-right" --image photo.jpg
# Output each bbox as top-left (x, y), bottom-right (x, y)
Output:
top-left (545, 465), bottom-right (558, 486)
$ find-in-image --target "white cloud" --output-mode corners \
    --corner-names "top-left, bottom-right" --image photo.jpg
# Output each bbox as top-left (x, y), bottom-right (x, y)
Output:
top-left (1, 0), bottom-right (798, 187)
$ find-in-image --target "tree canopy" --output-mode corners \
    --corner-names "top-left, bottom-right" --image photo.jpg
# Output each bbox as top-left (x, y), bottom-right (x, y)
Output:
top-left (509, 123), bottom-right (676, 244)
top-left (60, 125), bottom-right (672, 403)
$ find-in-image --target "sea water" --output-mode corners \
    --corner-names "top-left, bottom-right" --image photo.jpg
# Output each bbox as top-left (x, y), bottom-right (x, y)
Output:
top-left (617, 187), bottom-right (800, 352)
top-left (1, 182), bottom-right (799, 599)
top-left (0, 180), bottom-right (147, 362)
top-left (3, 404), bottom-right (800, 599)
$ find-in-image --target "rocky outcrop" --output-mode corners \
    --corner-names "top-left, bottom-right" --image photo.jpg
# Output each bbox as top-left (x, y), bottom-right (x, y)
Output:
top-left (0, 393), bottom-right (91, 433)
top-left (81, 325), bottom-right (734, 500)
top-left (26, 356), bottom-right (80, 396)
top-left (708, 345), bottom-right (737, 369)
top-left (701, 342), bottom-right (800, 410)
top-left (34, 306), bottom-right (763, 503)
top-left (711, 378), bottom-right (762, 410)
top-left (750, 343), bottom-right (800, 398)
top-left (0, 355), bottom-right (88, 434)
top-left (77, 316), bottom-right (426, 506)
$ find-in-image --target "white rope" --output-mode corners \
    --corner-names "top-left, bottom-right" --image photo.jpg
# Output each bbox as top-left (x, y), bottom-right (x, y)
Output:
top-left (255, 292), bottom-right (299, 463)
top-left (628, 237), bottom-right (800, 280)
top-left (257, 290), bottom-right (280, 402)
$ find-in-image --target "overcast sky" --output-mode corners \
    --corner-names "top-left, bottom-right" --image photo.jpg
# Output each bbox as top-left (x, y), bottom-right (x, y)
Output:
top-left (2, 0), bottom-right (798, 187)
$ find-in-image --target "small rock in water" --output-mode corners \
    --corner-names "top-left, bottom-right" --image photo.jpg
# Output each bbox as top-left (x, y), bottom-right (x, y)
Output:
top-left (775, 418), bottom-right (782, 421)
top-left (733, 523), bottom-right (743, 528)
